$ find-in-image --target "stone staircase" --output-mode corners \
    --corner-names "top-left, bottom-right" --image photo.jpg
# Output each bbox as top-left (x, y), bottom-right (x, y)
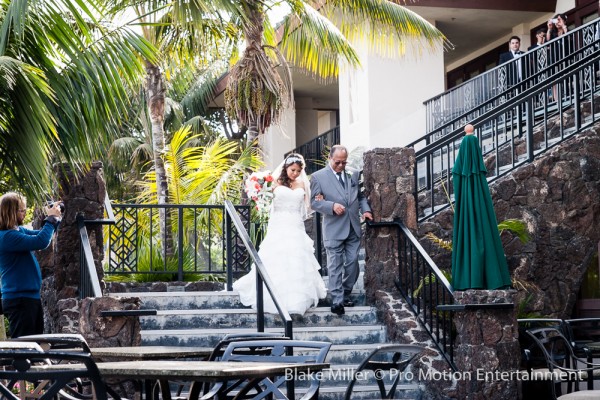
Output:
top-left (110, 253), bottom-right (425, 399)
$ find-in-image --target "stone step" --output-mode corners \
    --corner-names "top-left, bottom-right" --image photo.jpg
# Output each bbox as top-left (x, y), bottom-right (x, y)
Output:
top-left (110, 291), bottom-right (247, 310)
top-left (316, 384), bottom-right (422, 400)
top-left (111, 287), bottom-right (365, 311)
top-left (140, 306), bottom-right (377, 330)
top-left (141, 325), bottom-right (387, 347)
top-left (324, 344), bottom-right (381, 365)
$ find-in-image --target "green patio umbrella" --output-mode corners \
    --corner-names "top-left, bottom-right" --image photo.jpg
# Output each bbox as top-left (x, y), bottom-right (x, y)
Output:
top-left (451, 129), bottom-right (511, 290)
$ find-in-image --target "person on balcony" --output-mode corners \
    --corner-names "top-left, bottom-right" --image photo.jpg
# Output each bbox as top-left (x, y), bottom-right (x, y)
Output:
top-left (498, 36), bottom-right (524, 87)
top-left (528, 29), bottom-right (546, 51)
top-left (0, 193), bottom-right (62, 337)
top-left (233, 154), bottom-right (327, 316)
top-left (310, 145), bottom-right (373, 316)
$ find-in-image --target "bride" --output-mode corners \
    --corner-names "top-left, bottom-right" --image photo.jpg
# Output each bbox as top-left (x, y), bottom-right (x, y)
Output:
top-left (233, 153), bottom-right (327, 315)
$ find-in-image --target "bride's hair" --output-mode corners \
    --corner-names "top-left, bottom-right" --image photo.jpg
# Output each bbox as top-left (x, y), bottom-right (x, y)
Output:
top-left (278, 153), bottom-right (305, 187)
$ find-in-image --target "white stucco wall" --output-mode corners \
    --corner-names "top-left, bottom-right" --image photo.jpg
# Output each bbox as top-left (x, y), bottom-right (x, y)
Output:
top-left (295, 97), bottom-right (318, 147)
top-left (556, 0), bottom-right (576, 14)
top-left (317, 111), bottom-right (337, 134)
top-left (260, 107), bottom-right (296, 170)
top-left (339, 37), bottom-right (445, 153)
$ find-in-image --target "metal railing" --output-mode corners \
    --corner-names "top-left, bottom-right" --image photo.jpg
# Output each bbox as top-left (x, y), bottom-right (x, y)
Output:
top-left (287, 126), bottom-right (340, 175)
top-left (368, 219), bottom-right (456, 369)
top-left (224, 200), bottom-right (293, 338)
top-left (421, 18), bottom-right (600, 138)
top-left (414, 37), bottom-right (600, 221)
top-left (105, 203), bottom-right (251, 280)
top-left (78, 193), bottom-right (115, 299)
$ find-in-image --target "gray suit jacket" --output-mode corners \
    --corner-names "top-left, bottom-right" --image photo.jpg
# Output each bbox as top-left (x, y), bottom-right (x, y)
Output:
top-left (310, 167), bottom-right (371, 243)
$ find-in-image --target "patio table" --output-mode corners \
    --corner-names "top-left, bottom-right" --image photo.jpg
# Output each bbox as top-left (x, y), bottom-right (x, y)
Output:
top-left (90, 345), bottom-right (212, 361)
top-left (42, 359), bottom-right (329, 400)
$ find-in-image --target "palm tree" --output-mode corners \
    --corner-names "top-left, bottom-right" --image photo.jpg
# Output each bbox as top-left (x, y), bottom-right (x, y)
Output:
top-left (103, 0), bottom-right (244, 253)
top-left (224, 0), bottom-right (449, 144)
top-left (112, 1), bottom-right (447, 147)
top-left (0, 0), bottom-right (157, 200)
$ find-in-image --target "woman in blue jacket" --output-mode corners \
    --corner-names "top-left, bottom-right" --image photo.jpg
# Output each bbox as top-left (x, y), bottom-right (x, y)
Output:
top-left (0, 192), bottom-right (62, 337)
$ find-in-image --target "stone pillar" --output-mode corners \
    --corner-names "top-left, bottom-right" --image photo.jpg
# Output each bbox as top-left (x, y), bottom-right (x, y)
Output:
top-left (362, 147), bottom-right (417, 301)
top-left (452, 290), bottom-right (520, 400)
top-left (38, 161), bottom-right (107, 333)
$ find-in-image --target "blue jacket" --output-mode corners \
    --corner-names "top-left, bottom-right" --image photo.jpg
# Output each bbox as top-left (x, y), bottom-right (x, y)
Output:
top-left (0, 221), bottom-right (57, 300)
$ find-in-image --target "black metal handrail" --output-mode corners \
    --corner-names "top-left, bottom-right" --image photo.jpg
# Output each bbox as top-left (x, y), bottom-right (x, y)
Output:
top-left (367, 219), bottom-right (456, 369)
top-left (414, 39), bottom-right (600, 221)
top-left (420, 18), bottom-right (600, 138)
top-left (287, 126), bottom-right (340, 175)
top-left (224, 200), bottom-right (293, 339)
top-left (78, 193), bottom-right (115, 299)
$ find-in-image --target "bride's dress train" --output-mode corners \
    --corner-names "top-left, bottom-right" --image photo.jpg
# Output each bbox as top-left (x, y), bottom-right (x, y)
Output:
top-left (233, 186), bottom-right (327, 315)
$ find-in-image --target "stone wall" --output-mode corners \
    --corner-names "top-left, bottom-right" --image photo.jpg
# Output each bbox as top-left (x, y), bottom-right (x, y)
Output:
top-left (362, 148), bottom-right (457, 399)
top-left (452, 291), bottom-right (520, 400)
top-left (419, 127), bottom-right (600, 318)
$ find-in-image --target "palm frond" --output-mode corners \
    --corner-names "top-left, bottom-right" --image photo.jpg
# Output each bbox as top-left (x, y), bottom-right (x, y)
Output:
top-left (279, 2), bottom-right (361, 79)
top-left (0, 0), bottom-right (159, 200)
top-left (325, 0), bottom-right (451, 57)
top-left (0, 55), bottom-right (56, 197)
top-left (424, 232), bottom-right (452, 252)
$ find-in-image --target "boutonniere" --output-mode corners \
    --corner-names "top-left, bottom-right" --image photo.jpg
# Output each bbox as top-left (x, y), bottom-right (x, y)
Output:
top-left (345, 171), bottom-right (356, 187)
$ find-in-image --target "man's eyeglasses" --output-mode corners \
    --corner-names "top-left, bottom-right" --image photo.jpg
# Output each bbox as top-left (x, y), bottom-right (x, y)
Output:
top-left (333, 161), bottom-right (347, 166)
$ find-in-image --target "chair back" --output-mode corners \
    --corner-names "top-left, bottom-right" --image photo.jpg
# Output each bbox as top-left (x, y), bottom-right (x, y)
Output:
top-left (525, 327), bottom-right (588, 399)
top-left (0, 348), bottom-right (108, 400)
top-left (11, 333), bottom-right (92, 353)
top-left (518, 319), bottom-right (566, 370)
top-left (219, 339), bottom-right (331, 400)
top-left (195, 333), bottom-right (291, 398)
top-left (564, 318), bottom-right (600, 358)
top-left (208, 332), bottom-right (289, 361)
top-left (344, 344), bottom-right (424, 400)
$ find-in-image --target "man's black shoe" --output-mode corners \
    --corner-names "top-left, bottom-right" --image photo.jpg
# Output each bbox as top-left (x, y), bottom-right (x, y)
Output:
top-left (331, 304), bottom-right (345, 316)
top-left (342, 299), bottom-right (355, 307)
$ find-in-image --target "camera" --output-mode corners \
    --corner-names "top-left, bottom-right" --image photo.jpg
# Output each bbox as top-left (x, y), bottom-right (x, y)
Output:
top-left (551, 18), bottom-right (558, 24)
top-left (46, 201), bottom-right (65, 214)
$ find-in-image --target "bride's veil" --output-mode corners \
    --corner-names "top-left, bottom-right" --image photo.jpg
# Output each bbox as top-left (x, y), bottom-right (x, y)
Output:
top-left (272, 154), bottom-right (312, 220)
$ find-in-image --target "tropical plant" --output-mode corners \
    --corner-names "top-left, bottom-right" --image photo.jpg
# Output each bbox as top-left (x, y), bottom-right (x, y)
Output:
top-left (0, 0), bottom-right (156, 201)
top-left (103, 127), bottom-right (263, 282)
top-left (136, 126), bottom-right (262, 206)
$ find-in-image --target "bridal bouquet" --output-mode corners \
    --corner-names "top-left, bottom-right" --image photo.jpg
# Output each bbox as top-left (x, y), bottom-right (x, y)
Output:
top-left (244, 171), bottom-right (275, 223)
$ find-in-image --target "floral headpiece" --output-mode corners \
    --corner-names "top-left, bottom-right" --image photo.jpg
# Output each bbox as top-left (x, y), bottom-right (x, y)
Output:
top-left (285, 155), bottom-right (304, 167)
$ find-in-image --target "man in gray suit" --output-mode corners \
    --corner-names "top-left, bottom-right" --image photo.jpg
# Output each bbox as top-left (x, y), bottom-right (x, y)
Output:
top-left (310, 145), bottom-right (373, 315)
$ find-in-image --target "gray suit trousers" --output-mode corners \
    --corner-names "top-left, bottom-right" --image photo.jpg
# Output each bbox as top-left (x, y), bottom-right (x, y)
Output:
top-left (325, 228), bottom-right (361, 305)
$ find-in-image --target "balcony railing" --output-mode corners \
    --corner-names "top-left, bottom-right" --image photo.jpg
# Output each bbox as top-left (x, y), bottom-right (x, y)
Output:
top-left (287, 126), bottom-right (340, 175)
top-left (414, 31), bottom-right (600, 221)
top-left (419, 18), bottom-right (600, 146)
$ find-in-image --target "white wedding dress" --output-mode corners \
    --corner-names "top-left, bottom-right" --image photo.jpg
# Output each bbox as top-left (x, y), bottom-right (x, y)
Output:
top-left (233, 186), bottom-right (327, 315)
